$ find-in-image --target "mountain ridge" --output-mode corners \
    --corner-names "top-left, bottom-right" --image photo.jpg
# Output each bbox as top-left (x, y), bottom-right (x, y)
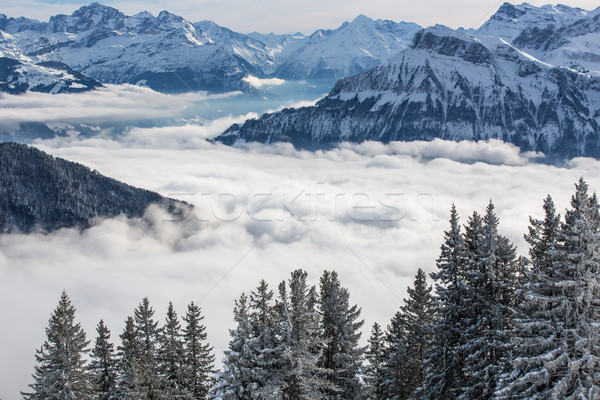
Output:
top-left (215, 18), bottom-right (600, 159)
top-left (0, 3), bottom-right (420, 93)
top-left (0, 142), bottom-right (189, 233)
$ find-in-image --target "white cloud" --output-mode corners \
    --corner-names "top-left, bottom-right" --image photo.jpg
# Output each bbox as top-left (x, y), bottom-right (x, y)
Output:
top-left (0, 84), bottom-right (241, 129)
top-left (242, 75), bottom-right (286, 88)
top-left (1, 125), bottom-right (599, 400)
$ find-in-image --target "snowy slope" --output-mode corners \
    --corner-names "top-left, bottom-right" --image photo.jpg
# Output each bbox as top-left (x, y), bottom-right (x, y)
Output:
top-left (476, 2), bottom-right (590, 41)
top-left (273, 15), bottom-right (421, 80)
top-left (216, 26), bottom-right (600, 159)
top-left (0, 4), bottom-right (263, 92)
top-left (0, 56), bottom-right (101, 94)
top-left (0, 3), bottom-right (421, 93)
top-left (475, 2), bottom-right (600, 75)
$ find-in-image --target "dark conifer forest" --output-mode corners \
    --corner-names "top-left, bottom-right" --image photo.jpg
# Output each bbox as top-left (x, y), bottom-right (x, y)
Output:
top-left (0, 143), bottom-right (187, 233)
top-left (23, 178), bottom-right (600, 399)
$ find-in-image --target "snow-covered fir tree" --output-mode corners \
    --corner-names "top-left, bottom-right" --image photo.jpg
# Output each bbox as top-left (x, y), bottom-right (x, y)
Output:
top-left (318, 270), bottom-right (364, 399)
top-left (381, 311), bottom-right (409, 399)
top-left (459, 202), bottom-right (518, 400)
top-left (22, 291), bottom-right (93, 400)
top-left (248, 279), bottom-right (285, 398)
top-left (133, 298), bottom-right (164, 399)
top-left (275, 269), bottom-right (324, 399)
top-left (496, 194), bottom-right (563, 399)
top-left (159, 302), bottom-right (187, 399)
top-left (211, 293), bottom-right (255, 399)
top-left (364, 322), bottom-right (385, 400)
top-left (420, 205), bottom-right (469, 400)
top-left (89, 320), bottom-right (117, 400)
top-left (115, 316), bottom-right (143, 400)
top-left (183, 301), bottom-right (215, 400)
top-left (378, 269), bottom-right (433, 400)
top-left (399, 268), bottom-right (434, 398)
top-left (498, 179), bottom-right (600, 398)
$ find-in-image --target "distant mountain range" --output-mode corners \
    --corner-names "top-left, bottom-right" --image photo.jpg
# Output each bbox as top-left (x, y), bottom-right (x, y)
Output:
top-left (0, 55), bottom-right (102, 94)
top-left (216, 2), bottom-right (600, 159)
top-left (0, 142), bottom-right (188, 233)
top-left (3, 2), bottom-right (600, 159)
top-left (0, 3), bottom-right (420, 93)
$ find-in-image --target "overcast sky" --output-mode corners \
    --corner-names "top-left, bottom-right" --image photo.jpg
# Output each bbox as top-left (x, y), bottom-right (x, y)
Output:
top-left (1, 0), bottom-right (599, 33)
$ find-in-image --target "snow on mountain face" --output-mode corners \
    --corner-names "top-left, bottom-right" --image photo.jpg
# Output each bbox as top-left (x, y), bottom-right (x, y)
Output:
top-left (511, 13), bottom-right (600, 75)
top-left (216, 26), bottom-right (600, 160)
top-left (273, 15), bottom-right (421, 80)
top-left (0, 56), bottom-right (102, 94)
top-left (0, 4), bottom-right (263, 92)
top-left (0, 4), bottom-right (421, 93)
top-left (475, 2), bottom-right (600, 76)
top-left (476, 2), bottom-right (589, 42)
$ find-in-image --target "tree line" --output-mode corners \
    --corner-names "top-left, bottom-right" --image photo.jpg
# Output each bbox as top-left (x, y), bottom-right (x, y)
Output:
top-left (23, 178), bottom-right (600, 399)
top-left (23, 297), bottom-right (214, 400)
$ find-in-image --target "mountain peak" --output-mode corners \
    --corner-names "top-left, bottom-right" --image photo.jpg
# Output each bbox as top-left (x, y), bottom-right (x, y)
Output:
top-left (46, 2), bottom-right (125, 33)
top-left (352, 14), bottom-right (373, 24)
top-left (494, 2), bottom-right (527, 19)
top-left (133, 11), bottom-right (155, 19)
top-left (72, 2), bottom-right (121, 17)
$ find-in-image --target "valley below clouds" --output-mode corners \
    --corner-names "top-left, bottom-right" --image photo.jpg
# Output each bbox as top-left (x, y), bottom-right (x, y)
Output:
top-left (1, 88), bottom-right (599, 399)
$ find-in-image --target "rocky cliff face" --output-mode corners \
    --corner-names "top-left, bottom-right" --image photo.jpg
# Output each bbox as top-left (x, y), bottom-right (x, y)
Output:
top-left (216, 26), bottom-right (600, 159)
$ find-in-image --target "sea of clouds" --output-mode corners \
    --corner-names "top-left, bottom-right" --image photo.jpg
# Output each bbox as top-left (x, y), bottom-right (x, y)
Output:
top-left (1, 86), bottom-right (599, 400)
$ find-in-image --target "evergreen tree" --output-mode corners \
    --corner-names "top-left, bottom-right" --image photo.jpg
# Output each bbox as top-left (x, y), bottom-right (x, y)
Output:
top-left (114, 317), bottom-right (142, 400)
top-left (420, 205), bottom-right (469, 400)
top-left (133, 297), bottom-right (164, 400)
top-left (496, 195), bottom-right (563, 399)
top-left (459, 202), bottom-right (518, 400)
top-left (23, 291), bottom-right (93, 400)
top-left (499, 179), bottom-right (600, 398)
top-left (400, 268), bottom-right (434, 398)
top-left (275, 269), bottom-right (324, 399)
top-left (318, 270), bottom-right (364, 399)
top-left (247, 279), bottom-right (284, 398)
top-left (381, 311), bottom-right (409, 400)
top-left (183, 301), bottom-right (215, 400)
top-left (89, 320), bottom-right (117, 400)
top-left (364, 323), bottom-right (385, 400)
top-left (159, 302), bottom-right (187, 399)
top-left (380, 269), bottom-right (433, 400)
top-left (211, 293), bottom-right (255, 399)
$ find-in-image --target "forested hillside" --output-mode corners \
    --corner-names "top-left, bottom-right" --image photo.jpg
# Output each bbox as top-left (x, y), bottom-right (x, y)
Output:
top-left (0, 143), bottom-right (186, 233)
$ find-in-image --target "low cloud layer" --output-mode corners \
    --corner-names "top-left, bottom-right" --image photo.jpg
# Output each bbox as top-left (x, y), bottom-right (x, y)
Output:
top-left (1, 124), bottom-right (598, 399)
top-left (0, 84), bottom-right (242, 130)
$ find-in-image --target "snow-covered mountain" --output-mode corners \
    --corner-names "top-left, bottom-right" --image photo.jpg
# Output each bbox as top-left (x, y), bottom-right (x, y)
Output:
top-left (216, 25), bottom-right (600, 159)
top-left (0, 56), bottom-right (101, 94)
top-left (273, 15), bottom-right (420, 80)
top-left (0, 4), bottom-right (264, 92)
top-left (475, 2), bottom-right (591, 41)
top-left (475, 2), bottom-right (600, 75)
top-left (0, 3), bottom-right (420, 93)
